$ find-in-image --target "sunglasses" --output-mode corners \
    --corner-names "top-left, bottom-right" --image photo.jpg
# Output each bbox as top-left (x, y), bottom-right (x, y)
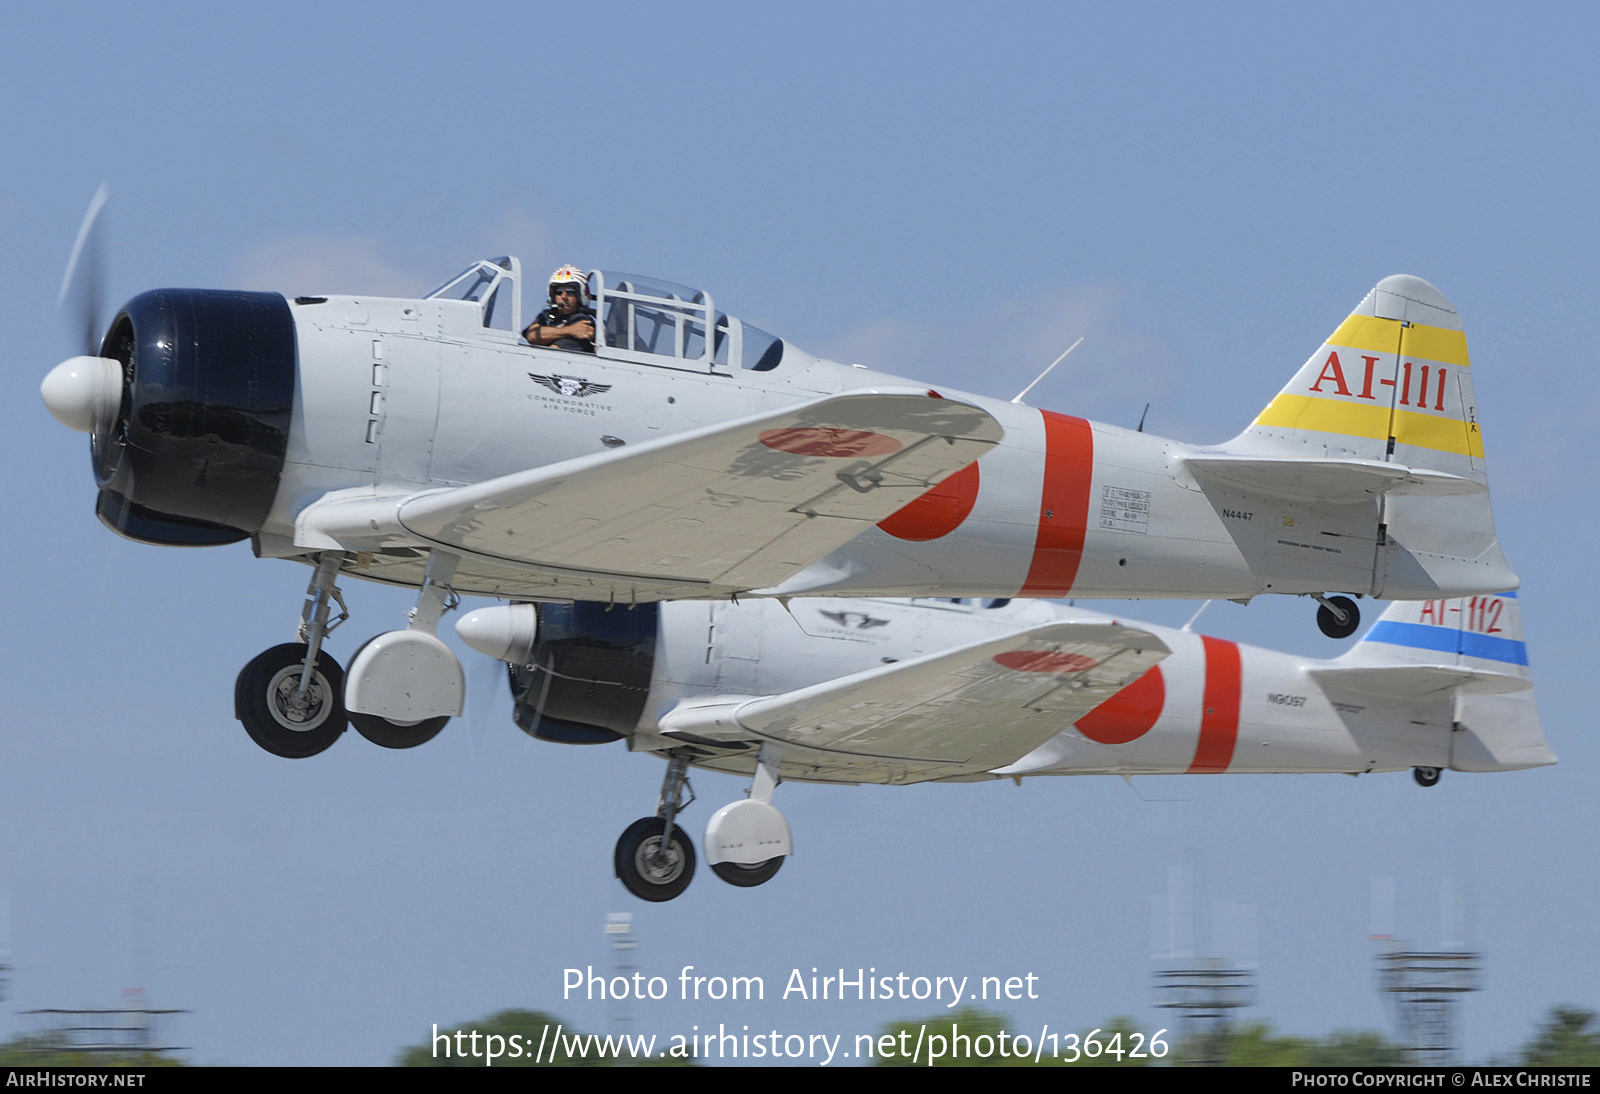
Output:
top-left (552, 286), bottom-right (580, 297)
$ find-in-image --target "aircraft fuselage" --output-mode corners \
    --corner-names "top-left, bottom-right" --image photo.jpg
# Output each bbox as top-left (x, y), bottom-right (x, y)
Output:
top-left (260, 292), bottom-right (1505, 603)
top-left (629, 594), bottom-right (1548, 784)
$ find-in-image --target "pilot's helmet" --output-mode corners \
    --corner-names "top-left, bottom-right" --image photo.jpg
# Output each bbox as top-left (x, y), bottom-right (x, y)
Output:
top-left (548, 265), bottom-right (590, 305)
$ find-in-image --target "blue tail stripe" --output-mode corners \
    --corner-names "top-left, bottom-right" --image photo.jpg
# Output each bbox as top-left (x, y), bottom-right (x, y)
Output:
top-left (1366, 620), bottom-right (1456, 655)
top-left (1461, 631), bottom-right (1529, 665)
top-left (1364, 621), bottom-right (1528, 666)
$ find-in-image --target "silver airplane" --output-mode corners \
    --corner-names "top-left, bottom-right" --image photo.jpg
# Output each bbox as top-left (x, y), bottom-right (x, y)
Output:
top-left (451, 590), bottom-right (1549, 901)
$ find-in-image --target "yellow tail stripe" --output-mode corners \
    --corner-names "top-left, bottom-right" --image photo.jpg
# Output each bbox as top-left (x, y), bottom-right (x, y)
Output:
top-left (1253, 394), bottom-right (1389, 440)
top-left (1326, 315), bottom-right (1470, 367)
top-left (1400, 324), bottom-right (1471, 368)
top-left (1326, 315), bottom-right (1401, 357)
top-left (1392, 407), bottom-right (1479, 457)
top-left (1254, 394), bottom-right (1478, 457)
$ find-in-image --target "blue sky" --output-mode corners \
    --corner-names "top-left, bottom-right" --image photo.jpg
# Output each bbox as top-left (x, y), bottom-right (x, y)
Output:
top-left (2, 2), bottom-right (1596, 1064)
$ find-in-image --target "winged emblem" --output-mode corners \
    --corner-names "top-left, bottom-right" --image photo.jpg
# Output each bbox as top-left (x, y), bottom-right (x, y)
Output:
top-left (819, 610), bottom-right (890, 630)
top-left (529, 373), bottom-right (613, 398)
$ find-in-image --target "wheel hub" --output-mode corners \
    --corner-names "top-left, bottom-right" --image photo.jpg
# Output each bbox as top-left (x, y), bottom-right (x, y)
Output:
top-left (267, 666), bottom-right (330, 731)
top-left (636, 836), bottom-right (685, 884)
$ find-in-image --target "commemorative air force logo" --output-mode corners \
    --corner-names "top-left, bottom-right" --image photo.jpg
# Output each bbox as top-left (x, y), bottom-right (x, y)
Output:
top-left (819, 610), bottom-right (890, 630)
top-left (529, 373), bottom-right (613, 398)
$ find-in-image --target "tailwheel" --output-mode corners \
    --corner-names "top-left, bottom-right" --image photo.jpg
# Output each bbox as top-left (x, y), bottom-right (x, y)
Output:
top-left (235, 643), bottom-right (347, 758)
top-left (614, 817), bottom-right (696, 902)
top-left (1315, 594), bottom-right (1360, 639)
top-left (711, 857), bottom-right (784, 888)
top-left (1413, 766), bottom-right (1442, 788)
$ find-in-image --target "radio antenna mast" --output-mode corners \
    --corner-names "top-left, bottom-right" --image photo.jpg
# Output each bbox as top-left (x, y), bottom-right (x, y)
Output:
top-left (1011, 337), bottom-right (1084, 405)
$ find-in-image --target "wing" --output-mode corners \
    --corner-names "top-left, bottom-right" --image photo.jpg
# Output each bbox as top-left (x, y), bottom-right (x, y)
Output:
top-left (657, 620), bottom-right (1170, 782)
top-left (296, 389), bottom-right (1002, 600)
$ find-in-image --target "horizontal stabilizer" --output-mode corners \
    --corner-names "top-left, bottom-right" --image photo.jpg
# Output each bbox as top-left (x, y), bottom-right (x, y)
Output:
top-left (1185, 456), bottom-right (1485, 505)
top-left (658, 620), bottom-right (1168, 773)
top-left (1308, 663), bottom-right (1527, 700)
top-left (297, 389), bottom-right (1002, 595)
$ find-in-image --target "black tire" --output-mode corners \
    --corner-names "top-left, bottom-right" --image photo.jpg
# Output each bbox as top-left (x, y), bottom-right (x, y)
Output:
top-left (1316, 595), bottom-right (1361, 639)
top-left (235, 643), bottom-right (347, 759)
top-left (711, 856), bottom-right (784, 888)
top-left (614, 817), bottom-right (696, 902)
top-left (350, 711), bottom-right (449, 749)
top-left (1413, 766), bottom-right (1442, 787)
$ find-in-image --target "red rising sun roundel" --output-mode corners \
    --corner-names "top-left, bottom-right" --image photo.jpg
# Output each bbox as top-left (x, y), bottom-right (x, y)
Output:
top-left (757, 427), bottom-right (903, 458)
top-left (878, 462), bottom-right (980, 541)
top-left (992, 650), bottom-right (1099, 674)
top-left (1073, 666), bottom-right (1165, 744)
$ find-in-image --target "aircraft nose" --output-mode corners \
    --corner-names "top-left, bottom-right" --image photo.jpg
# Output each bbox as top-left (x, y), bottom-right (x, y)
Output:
top-left (41, 355), bottom-right (121, 433)
top-left (456, 604), bottom-right (540, 664)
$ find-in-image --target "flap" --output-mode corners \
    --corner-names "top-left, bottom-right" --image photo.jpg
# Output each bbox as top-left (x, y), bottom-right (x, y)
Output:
top-left (300, 389), bottom-right (1002, 594)
top-left (1309, 663), bottom-right (1528, 700)
top-left (658, 621), bottom-right (1169, 773)
top-left (1186, 455), bottom-right (1485, 505)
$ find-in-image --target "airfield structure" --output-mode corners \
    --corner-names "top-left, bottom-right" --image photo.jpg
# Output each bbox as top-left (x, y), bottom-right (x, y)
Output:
top-left (0, 890), bottom-right (10, 1001)
top-left (22, 990), bottom-right (187, 1060)
top-left (1152, 959), bottom-right (1256, 1066)
top-left (606, 912), bottom-right (637, 1036)
top-left (1373, 945), bottom-right (1481, 1065)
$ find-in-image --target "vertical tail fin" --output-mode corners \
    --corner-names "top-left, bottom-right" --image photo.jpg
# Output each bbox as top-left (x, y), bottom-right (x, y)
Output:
top-left (1239, 275), bottom-right (1479, 472)
top-left (1227, 276), bottom-right (1515, 598)
top-left (1347, 593), bottom-right (1529, 680)
top-left (1341, 594), bottom-right (1553, 771)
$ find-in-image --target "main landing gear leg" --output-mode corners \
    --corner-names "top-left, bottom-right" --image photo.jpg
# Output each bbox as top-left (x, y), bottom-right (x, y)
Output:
top-left (298, 552), bottom-right (350, 684)
top-left (406, 550), bottom-right (461, 636)
top-left (234, 552), bottom-right (351, 758)
top-left (1312, 593), bottom-right (1361, 639)
top-left (615, 750), bottom-right (698, 902)
top-left (345, 551), bottom-right (464, 749)
top-left (705, 742), bottom-right (792, 888)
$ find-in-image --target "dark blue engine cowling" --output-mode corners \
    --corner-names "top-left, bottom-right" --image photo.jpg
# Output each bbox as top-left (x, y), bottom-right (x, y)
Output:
top-left (508, 602), bottom-right (659, 744)
top-left (92, 289), bottom-right (296, 546)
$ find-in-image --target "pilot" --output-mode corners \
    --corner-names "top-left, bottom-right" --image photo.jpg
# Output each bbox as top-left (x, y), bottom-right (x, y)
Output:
top-left (522, 265), bottom-right (597, 353)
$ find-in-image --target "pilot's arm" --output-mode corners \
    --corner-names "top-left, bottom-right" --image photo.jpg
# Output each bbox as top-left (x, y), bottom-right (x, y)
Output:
top-left (523, 316), bottom-right (596, 347)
